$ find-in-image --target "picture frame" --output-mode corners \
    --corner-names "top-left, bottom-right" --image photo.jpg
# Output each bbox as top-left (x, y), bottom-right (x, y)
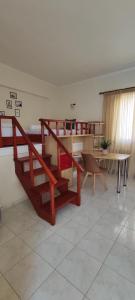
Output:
top-left (15, 100), bottom-right (22, 107)
top-left (0, 111), bottom-right (5, 116)
top-left (6, 99), bottom-right (12, 109)
top-left (15, 109), bottom-right (20, 117)
top-left (10, 91), bottom-right (17, 99)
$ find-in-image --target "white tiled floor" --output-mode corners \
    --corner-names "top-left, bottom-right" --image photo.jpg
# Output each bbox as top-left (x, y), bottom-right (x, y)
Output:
top-left (0, 174), bottom-right (135, 299)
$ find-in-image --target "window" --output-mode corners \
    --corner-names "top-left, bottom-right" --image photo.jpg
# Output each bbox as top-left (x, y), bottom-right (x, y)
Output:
top-left (114, 92), bottom-right (135, 145)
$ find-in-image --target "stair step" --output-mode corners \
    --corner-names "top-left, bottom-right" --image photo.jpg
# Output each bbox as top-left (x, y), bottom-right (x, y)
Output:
top-left (17, 154), bottom-right (52, 163)
top-left (24, 165), bottom-right (58, 177)
top-left (43, 190), bottom-right (78, 211)
top-left (34, 177), bottom-right (69, 194)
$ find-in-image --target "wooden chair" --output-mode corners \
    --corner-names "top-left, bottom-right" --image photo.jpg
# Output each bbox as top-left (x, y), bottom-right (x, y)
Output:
top-left (81, 153), bottom-right (107, 194)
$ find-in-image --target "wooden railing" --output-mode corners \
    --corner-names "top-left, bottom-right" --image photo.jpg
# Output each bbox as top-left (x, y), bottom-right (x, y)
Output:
top-left (39, 119), bottom-right (84, 205)
top-left (0, 117), bottom-right (2, 148)
top-left (0, 116), bottom-right (57, 187)
top-left (42, 119), bottom-right (90, 136)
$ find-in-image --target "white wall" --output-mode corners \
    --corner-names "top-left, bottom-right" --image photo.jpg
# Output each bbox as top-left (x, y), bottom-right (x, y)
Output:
top-left (58, 67), bottom-right (135, 121)
top-left (0, 63), bottom-right (60, 209)
top-left (1, 63), bottom-right (135, 209)
top-left (0, 62), bottom-right (59, 128)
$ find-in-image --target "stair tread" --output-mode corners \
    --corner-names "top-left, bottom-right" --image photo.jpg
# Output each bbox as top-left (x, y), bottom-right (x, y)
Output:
top-left (43, 190), bottom-right (78, 211)
top-left (24, 164), bottom-right (58, 177)
top-left (17, 154), bottom-right (51, 163)
top-left (34, 177), bottom-right (69, 193)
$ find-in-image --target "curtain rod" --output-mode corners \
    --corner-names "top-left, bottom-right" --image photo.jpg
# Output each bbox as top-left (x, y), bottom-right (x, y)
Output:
top-left (99, 86), bottom-right (135, 95)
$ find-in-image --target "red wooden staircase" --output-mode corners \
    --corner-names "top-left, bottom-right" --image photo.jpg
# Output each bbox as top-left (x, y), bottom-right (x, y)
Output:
top-left (0, 116), bottom-right (83, 225)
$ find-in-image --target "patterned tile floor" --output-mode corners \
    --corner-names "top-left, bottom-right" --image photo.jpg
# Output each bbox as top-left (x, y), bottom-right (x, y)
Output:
top-left (0, 174), bottom-right (135, 299)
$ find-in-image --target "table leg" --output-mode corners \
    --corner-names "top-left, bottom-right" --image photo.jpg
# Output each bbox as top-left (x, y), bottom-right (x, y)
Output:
top-left (123, 159), bottom-right (128, 187)
top-left (117, 160), bottom-right (121, 193)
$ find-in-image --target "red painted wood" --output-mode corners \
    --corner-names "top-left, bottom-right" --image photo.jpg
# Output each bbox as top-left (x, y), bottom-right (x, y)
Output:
top-left (12, 121), bottom-right (18, 160)
top-left (57, 144), bottom-right (61, 173)
top-left (41, 122), bottom-right (46, 157)
top-left (0, 116), bottom-right (83, 225)
top-left (43, 190), bottom-right (78, 211)
top-left (29, 146), bottom-right (35, 186)
top-left (17, 153), bottom-right (51, 163)
top-left (50, 183), bottom-right (55, 225)
top-left (60, 153), bottom-right (72, 170)
top-left (56, 121), bottom-right (59, 136)
top-left (34, 177), bottom-right (69, 194)
top-left (0, 118), bottom-right (2, 148)
top-left (39, 119), bottom-right (83, 173)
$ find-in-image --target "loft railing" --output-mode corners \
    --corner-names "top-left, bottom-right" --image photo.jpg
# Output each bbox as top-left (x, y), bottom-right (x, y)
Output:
top-left (39, 119), bottom-right (84, 205)
top-left (0, 116), bottom-right (57, 187)
top-left (42, 119), bottom-right (90, 136)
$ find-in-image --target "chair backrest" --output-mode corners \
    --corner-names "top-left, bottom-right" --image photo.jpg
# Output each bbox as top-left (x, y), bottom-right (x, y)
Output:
top-left (81, 153), bottom-right (100, 173)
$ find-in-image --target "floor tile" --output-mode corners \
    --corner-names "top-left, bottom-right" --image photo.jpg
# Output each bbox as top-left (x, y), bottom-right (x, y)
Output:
top-left (0, 236), bottom-right (31, 273)
top-left (19, 221), bottom-right (53, 248)
top-left (35, 234), bottom-right (74, 268)
top-left (100, 207), bottom-right (128, 227)
top-left (0, 274), bottom-right (19, 300)
top-left (92, 218), bottom-right (122, 241)
top-left (117, 227), bottom-right (135, 251)
top-left (125, 211), bottom-right (135, 231)
top-left (5, 253), bottom-right (53, 300)
top-left (57, 247), bottom-right (101, 294)
top-left (57, 220), bottom-right (89, 244)
top-left (0, 225), bottom-right (15, 246)
top-left (30, 271), bottom-right (83, 300)
top-left (78, 230), bottom-right (114, 262)
top-left (72, 210), bottom-right (100, 229)
top-left (8, 201), bottom-right (38, 220)
top-left (4, 213), bottom-right (37, 235)
top-left (105, 243), bottom-right (135, 284)
top-left (87, 265), bottom-right (135, 300)
top-left (108, 193), bottom-right (135, 213)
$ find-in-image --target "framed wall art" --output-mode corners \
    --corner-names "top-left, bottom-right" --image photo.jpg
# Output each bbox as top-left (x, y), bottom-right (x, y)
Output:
top-left (15, 100), bottom-right (22, 107)
top-left (0, 111), bottom-right (5, 116)
top-left (15, 109), bottom-right (20, 117)
top-left (10, 91), bottom-right (17, 99)
top-left (6, 99), bottom-right (12, 109)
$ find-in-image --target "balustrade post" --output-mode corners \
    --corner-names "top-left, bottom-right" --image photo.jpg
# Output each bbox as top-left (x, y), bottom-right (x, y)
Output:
top-left (70, 121), bottom-right (72, 135)
top-left (63, 121), bottom-right (66, 135)
top-left (48, 121), bottom-right (50, 135)
top-left (50, 183), bottom-right (55, 225)
top-left (76, 122), bottom-right (78, 135)
top-left (29, 146), bottom-right (34, 186)
top-left (12, 119), bottom-right (18, 160)
top-left (41, 122), bottom-right (45, 157)
top-left (56, 121), bottom-right (59, 136)
top-left (81, 123), bottom-right (83, 135)
top-left (0, 118), bottom-right (2, 148)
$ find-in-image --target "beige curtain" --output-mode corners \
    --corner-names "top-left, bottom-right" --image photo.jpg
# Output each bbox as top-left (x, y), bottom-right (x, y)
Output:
top-left (103, 91), bottom-right (135, 177)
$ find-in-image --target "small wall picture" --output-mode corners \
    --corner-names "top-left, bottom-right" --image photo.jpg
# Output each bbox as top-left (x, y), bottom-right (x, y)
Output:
top-left (15, 109), bottom-right (20, 117)
top-left (6, 99), bottom-right (12, 109)
top-left (0, 111), bottom-right (5, 116)
top-left (15, 100), bottom-right (22, 107)
top-left (10, 91), bottom-right (17, 99)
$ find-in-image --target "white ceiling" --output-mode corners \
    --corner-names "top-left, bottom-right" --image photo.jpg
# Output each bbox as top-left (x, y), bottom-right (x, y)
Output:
top-left (0, 0), bottom-right (135, 85)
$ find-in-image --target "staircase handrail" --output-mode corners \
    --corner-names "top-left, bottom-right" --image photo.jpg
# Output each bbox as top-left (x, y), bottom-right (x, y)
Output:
top-left (0, 116), bottom-right (57, 185)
